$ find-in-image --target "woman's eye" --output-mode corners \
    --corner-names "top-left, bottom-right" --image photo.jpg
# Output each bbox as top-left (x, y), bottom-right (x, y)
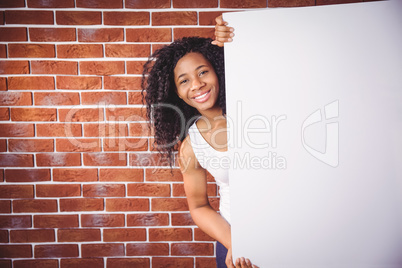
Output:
top-left (180, 79), bottom-right (188, 85)
top-left (199, 70), bottom-right (208, 76)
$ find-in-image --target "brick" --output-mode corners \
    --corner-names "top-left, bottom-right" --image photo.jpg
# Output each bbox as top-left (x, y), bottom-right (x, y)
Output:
top-left (0, 27), bottom-right (27, 41)
top-left (56, 138), bottom-right (101, 152)
top-left (31, 61), bottom-right (77, 75)
top-left (57, 44), bottom-right (103, 58)
top-left (99, 168), bottom-right (143, 182)
top-left (36, 153), bottom-right (81, 166)
top-left (14, 259), bottom-right (58, 268)
top-left (34, 215), bottom-right (78, 228)
top-left (106, 258), bottom-right (149, 268)
top-left (129, 122), bottom-right (151, 137)
top-left (56, 76), bottom-right (102, 89)
top-left (199, 11), bottom-right (223, 26)
top-left (10, 229), bottom-right (55, 243)
top-left (9, 139), bottom-right (54, 152)
top-left (37, 123), bottom-right (82, 137)
top-left (36, 184), bottom-right (80, 197)
top-left (56, 11), bottom-right (101, 25)
top-left (173, 0), bottom-right (218, 7)
top-left (127, 183), bottom-right (170, 197)
top-left (5, 11), bottom-right (54, 24)
top-left (0, 215), bottom-right (31, 228)
top-left (220, 0), bottom-right (267, 7)
top-left (0, 260), bottom-right (11, 268)
top-left (125, 0), bottom-right (170, 8)
top-left (34, 92), bottom-right (80, 106)
top-left (106, 107), bottom-right (144, 122)
top-left (103, 138), bottom-right (148, 152)
top-left (0, 154), bottom-right (33, 167)
top-left (0, 0), bottom-right (25, 7)
top-left (127, 61), bottom-right (146, 74)
top-left (8, 76), bottom-right (55, 90)
top-left (103, 228), bottom-right (146, 242)
top-left (0, 44), bottom-right (6, 58)
top-left (0, 61), bottom-right (29, 74)
top-left (0, 229), bottom-right (8, 242)
top-left (78, 28), bottom-right (124, 42)
top-left (0, 92), bottom-right (32, 106)
top-left (269, 0), bottom-right (315, 6)
top-left (127, 28), bottom-right (171, 42)
top-left (127, 213), bottom-right (169, 226)
top-left (81, 214), bottom-right (125, 227)
top-left (83, 184), bottom-right (125, 197)
top-left (152, 198), bottom-right (188, 211)
top-left (83, 152), bottom-right (127, 166)
top-left (11, 108), bottom-right (56, 121)
top-left (196, 257), bottom-right (216, 267)
top-left (13, 199), bottom-right (57, 213)
top-left (84, 123), bottom-right (128, 137)
top-left (0, 108), bottom-right (9, 120)
top-left (77, 0), bottom-right (123, 8)
top-left (58, 229), bottom-right (101, 242)
top-left (174, 28), bottom-right (215, 40)
top-left (59, 108), bottom-right (104, 122)
top-left (0, 124), bottom-right (33, 137)
top-left (35, 244), bottom-right (79, 258)
top-left (28, 0), bottom-right (74, 8)
top-left (105, 44), bottom-right (150, 58)
top-left (104, 76), bottom-right (142, 90)
top-left (53, 168), bottom-right (98, 182)
top-left (146, 168), bottom-right (183, 182)
top-left (0, 245), bottom-right (32, 258)
top-left (60, 258), bottom-right (104, 268)
top-left (152, 257), bottom-right (193, 268)
top-left (195, 228), bottom-right (214, 241)
top-left (104, 11), bottom-right (149, 26)
top-left (30, 28), bottom-right (76, 42)
top-left (126, 243), bottom-right (169, 256)
top-left (60, 198), bottom-right (104, 212)
top-left (316, 0), bottom-right (362, 5)
top-left (80, 61), bottom-right (125, 75)
top-left (5, 169), bottom-right (50, 182)
top-left (0, 139), bottom-right (6, 152)
top-left (130, 153), bottom-right (170, 167)
top-left (106, 198), bottom-right (149, 211)
top-left (0, 12), bottom-right (3, 25)
top-left (81, 92), bottom-right (126, 105)
top-left (0, 185), bottom-right (33, 198)
top-left (149, 228), bottom-right (191, 241)
top-left (9, 44), bottom-right (55, 58)
top-left (0, 77), bottom-right (6, 91)
top-left (171, 213), bottom-right (195, 226)
top-left (152, 12), bottom-right (197, 26)
top-left (172, 243), bottom-right (214, 256)
top-left (81, 243), bottom-right (124, 257)
top-left (0, 200), bottom-right (11, 213)
top-left (128, 92), bottom-right (143, 105)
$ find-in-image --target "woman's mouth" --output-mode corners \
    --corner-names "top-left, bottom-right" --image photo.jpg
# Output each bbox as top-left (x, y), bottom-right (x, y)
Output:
top-left (193, 90), bottom-right (211, 103)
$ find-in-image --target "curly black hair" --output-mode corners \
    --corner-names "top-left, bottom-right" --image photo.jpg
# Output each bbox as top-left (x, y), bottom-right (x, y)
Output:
top-left (141, 37), bottom-right (226, 166)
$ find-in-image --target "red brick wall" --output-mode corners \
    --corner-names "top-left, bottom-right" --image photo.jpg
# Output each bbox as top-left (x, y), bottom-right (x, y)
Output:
top-left (0, 0), bottom-right (366, 267)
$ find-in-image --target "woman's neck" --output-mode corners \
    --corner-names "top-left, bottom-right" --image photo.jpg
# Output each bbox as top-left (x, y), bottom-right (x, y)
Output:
top-left (198, 106), bottom-right (226, 130)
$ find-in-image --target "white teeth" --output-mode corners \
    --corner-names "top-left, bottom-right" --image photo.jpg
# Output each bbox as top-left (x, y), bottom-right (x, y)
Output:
top-left (194, 91), bottom-right (208, 100)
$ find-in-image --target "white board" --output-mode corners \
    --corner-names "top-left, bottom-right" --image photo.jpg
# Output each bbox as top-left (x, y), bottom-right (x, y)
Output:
top-left (224, 1), bottom-right (402, 267)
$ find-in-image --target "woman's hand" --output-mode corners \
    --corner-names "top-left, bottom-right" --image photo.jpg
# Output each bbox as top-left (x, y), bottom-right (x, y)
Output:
top-left (212, 15), bottom-right (235, 47)
top-left (225, 247), bottom-right (259, 268)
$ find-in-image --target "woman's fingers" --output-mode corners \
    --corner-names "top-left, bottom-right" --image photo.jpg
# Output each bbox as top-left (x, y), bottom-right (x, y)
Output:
top-left (212, 15), bottom-right (235, 47)
top-left (215, 15), bottom-right (227, 26)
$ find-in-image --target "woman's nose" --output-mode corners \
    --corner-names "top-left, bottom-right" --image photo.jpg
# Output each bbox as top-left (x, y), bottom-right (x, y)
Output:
top-left (190, 77), bottom-right (203, 90)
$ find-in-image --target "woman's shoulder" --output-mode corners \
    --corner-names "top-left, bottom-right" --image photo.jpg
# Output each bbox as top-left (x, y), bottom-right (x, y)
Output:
top-left (178, 135), bottom-right (202, 173)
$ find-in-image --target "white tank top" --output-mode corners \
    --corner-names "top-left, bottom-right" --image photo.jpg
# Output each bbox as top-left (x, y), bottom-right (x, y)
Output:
top-left (188, 119), bottom-right (231, 223)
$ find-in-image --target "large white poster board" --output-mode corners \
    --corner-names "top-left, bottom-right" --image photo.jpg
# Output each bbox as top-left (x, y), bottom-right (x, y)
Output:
top-left (224, 1), bottom-right (402, 267)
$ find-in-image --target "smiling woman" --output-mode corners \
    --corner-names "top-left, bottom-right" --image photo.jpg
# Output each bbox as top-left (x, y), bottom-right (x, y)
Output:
top-left (141, 30), bottom-right (258, 267)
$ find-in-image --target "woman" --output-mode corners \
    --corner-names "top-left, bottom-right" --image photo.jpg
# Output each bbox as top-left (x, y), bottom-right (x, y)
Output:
top-left (142, 16), bottom-right (257, 268)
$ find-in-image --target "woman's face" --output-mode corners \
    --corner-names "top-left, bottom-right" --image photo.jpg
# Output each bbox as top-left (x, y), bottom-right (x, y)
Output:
top-left (174, 52), bottom-right (220, 112)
